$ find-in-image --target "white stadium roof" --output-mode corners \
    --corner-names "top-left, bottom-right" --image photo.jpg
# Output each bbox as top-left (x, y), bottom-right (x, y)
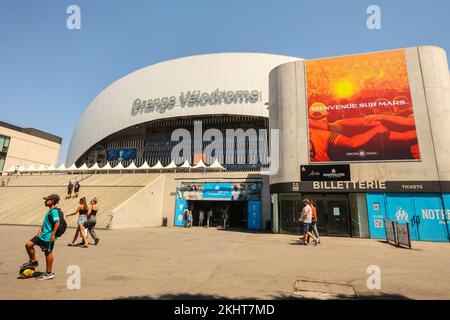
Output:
top-left (66, 52), bottom-right (301, 165)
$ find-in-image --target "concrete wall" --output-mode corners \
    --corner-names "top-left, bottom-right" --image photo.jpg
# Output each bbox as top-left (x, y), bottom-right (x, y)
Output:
top-left (268, 61), bottom-right (305, 185)
top-left (418, 46), bottom-right (450, 181)
top-left (269, 46), bottom-right (450, 186)
top-left (110, 174), bottom-right (165, 229)
top-left (0, 126), bottom-right (61, 170)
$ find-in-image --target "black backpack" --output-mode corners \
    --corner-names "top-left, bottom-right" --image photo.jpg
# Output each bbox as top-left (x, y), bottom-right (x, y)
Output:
top-left (48, 208), bottom-right (67, 237)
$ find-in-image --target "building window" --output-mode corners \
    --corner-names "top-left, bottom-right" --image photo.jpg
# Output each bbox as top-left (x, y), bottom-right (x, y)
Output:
top-left (278, 193), bottom-right (302, 234)
top-left (0, 135), bottom-right (11, 154)
top-left (349, 193), bottom-right (370, 238)
top-left (0, 155), bottom-right (5, 172)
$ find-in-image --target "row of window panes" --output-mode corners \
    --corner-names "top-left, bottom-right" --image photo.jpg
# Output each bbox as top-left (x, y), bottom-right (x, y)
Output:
top-left (0, 135), bottom-right (11, 153)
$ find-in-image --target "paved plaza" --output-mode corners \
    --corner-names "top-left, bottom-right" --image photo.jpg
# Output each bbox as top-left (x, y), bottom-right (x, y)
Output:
top-left (1, 225), bottom-right (449, 300)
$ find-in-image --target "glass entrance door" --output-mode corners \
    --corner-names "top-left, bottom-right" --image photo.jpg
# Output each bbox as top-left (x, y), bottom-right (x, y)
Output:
top-left (304, 194), bottom-right (351, 237)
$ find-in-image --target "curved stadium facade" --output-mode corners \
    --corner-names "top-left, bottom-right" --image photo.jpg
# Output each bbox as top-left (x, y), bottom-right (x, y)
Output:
top-left (67, 53), bottom-right (301, 170)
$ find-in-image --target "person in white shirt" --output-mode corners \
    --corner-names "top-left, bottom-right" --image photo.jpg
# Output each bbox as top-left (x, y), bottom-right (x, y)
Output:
top-left (199, 210), bottom-right (205, 227)
top-left (206, 209), bottom-right (213, 228)
top-left (299, 199), bottom-right (318, 246)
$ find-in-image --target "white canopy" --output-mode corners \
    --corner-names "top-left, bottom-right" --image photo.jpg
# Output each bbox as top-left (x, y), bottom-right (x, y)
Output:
top-left (77, 163), bottom-right (89, 171)
top-left (18, 164), bottom-right (26, 172)
top-left (113, 162), bottom-right (125, 170)
top-left (192, 159), bottom-right (207, 169)
top-left (90, 163), bottom-right (100, 170)
top-left (46, 164), bottom-right (56, 172)
top-left (164, 160), bottom-right (177, 170)
top-left (25, 164), bottom-right (36, 172)
top-left (66, 163), bottom-right (77, 171)
top-left (208, 159), bottom-right (226, 170)
top-left (180, 160), bottom-right (191, 169)
top-left (138, 161), bottom-right (151, 170)
top-left (126, 161), bottom-right (138, 170)
top-left (5, 165), bottom-right (15, 173)
top-left (150, 160), bottom-right (164, 170)
top-left (101, 162), bottom-right (113, 170)
top-left (56, 164), bottom-right (67, 171)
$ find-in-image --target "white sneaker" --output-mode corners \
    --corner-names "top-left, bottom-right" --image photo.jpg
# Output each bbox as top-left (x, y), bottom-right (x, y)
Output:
top-left (36, 272), bottom-right (54, 281)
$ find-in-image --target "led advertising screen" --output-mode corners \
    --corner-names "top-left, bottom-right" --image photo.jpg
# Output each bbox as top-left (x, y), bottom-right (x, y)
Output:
top-left (178, 182), bottom-right (262, 201)
top-left (306, 49), bottom-right (420, 163)
top-left (106, 148), bottom-right (137, 161)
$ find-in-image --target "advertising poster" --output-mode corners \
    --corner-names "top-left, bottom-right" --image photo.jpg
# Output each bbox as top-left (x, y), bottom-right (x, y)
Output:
top-left (231, 182), bottom-right (262, 201)
top-left (203, 183), bottom-right (232, 200)
top-left (306, 49), bottom-right (420, 162)
top-left (179, 183), bottom-right (204, 200)
top-left (106, 148), bottom-right (137, 161)
top-left (179, 182), bottom-right (262, 201)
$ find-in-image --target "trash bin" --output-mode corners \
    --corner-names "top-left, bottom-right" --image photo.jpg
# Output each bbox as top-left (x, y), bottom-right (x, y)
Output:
top-left (162, 217), bottom-right (168, 227)
top-left (265, 220), bottom-right (271, 231)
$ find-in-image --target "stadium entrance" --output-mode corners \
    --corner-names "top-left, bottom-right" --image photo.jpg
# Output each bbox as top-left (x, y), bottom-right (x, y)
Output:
top-left (303, 194), bottom-right (351, 237)
top-left (174, 181), bottom-right (262, 230)
top-left (186, 200), bottom-right (248, 228)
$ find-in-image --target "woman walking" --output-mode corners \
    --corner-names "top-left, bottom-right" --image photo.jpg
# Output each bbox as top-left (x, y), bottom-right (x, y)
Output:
top-left (66, 197), bottom-right (89, 248)
top-left (309, 201), bottom-right (321, 245)
top-left (87, 198), bottom-right (100, 245)
top-left (299, 199), bottom-right (318, 246)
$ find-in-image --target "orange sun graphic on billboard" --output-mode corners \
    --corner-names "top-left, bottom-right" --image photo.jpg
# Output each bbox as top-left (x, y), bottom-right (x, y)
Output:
top-left (333, 78), bottom-right (357, 99)
top-left (306, 49), bottom-right (420, 163)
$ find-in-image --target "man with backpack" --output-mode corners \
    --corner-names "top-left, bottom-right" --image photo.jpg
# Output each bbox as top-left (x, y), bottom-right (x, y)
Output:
top-left (74, 181), bottom-right (80, 198)
top-left (66, 181), bottom-right (73, 199)
top-left (21, 194), bottom-right (67, 280)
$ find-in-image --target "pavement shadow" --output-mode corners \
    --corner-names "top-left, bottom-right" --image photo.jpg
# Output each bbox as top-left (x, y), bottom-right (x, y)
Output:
top-left (377, 240), bottom-right (421, 251)
top-left (216, 228), bottom-right (270, 235)
top-left (114, 292), bottom-right (411, 300)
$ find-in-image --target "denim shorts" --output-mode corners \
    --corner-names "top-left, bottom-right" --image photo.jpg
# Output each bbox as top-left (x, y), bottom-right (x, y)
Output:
top-left (303, 223), bottom-right (311, 233)
top-left (78, 215), bottom-right (88, 226)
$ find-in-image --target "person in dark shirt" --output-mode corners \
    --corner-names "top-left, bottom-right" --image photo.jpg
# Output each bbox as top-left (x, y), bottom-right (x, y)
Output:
top-left (74, 181), bottom-right (81, 198)
top-left (66, 181), bottom-right (73, 199)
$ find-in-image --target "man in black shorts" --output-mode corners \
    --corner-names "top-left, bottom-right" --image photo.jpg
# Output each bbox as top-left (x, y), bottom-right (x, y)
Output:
top-left (66, 181), bottom-right (73, 199)
top-left (21, 194), bottom-right (61, 280)
top-left (74, 181), bottom-right (80, 198)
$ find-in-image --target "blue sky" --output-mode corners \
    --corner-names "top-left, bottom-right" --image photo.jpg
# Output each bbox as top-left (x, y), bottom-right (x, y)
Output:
top-left (0, 0), bottom-right (449, 164)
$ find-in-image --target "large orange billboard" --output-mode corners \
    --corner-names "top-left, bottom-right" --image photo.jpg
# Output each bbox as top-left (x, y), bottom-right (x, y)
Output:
top-left (306, 49), bottom-right (420, 163)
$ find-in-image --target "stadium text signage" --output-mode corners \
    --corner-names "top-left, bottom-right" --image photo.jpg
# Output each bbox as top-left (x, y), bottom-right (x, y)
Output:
top-left (300, 180), bottom-right (387, 192)
top-left (131, 89), bottom-right (261, 115)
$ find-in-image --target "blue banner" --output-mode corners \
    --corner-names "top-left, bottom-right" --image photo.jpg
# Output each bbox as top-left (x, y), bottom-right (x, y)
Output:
top-left (174, 198), bottom-right (187, 227)
top-left (247, 200), bottom-right (261, 230)
top-left (412, 194), bottom-right (448, 242)
top-left (385, 193), bottom-right (418, 240)
top-left (367, 193), bottom-right (449, 242)
top-left (366, 193), bottom-right (387, 239)
top-left (202, 183), bottom-right (232, 200)
top-left (179, 182), bottom-right (262, 201)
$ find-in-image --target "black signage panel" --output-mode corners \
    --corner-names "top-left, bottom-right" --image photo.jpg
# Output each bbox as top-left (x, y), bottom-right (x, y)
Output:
top-left (301, 164), bottom-right (350, 181)
top-left (300, 181), bottom-right (386, 193)
top-left (440, 181), bottom-right (450, 193)
top-left (385, 181), bottom-right (441, 193)
top-left (271, 180), bottom-right (445, 194)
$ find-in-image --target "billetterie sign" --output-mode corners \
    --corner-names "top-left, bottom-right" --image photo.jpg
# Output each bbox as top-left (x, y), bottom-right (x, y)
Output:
top-left (312, 181), bottom-right (387, 190)
top-left (131, 89), bottom-right (261, 115)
